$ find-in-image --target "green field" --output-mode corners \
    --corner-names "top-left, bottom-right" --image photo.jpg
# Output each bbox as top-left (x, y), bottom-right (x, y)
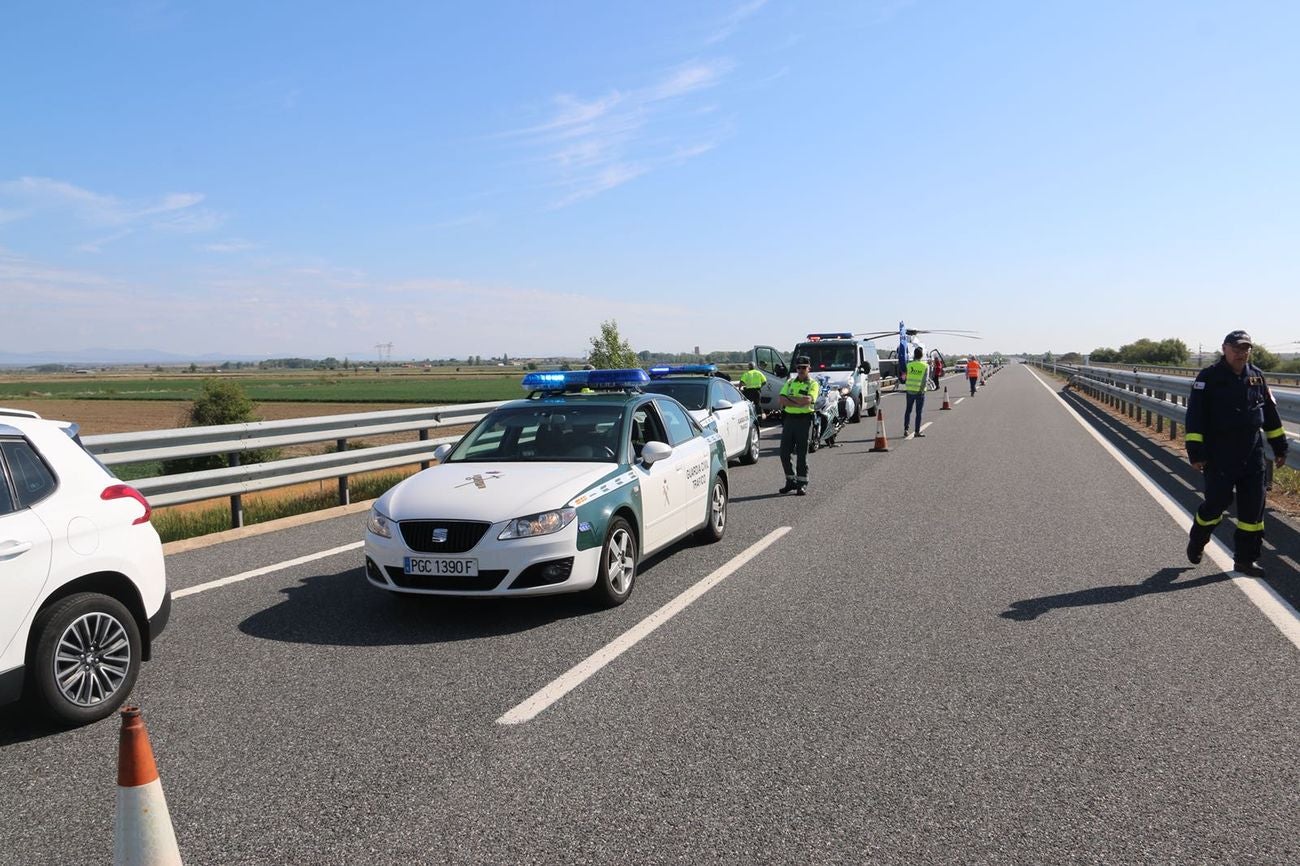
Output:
top-left (0, 373), bottom-right (526, 403)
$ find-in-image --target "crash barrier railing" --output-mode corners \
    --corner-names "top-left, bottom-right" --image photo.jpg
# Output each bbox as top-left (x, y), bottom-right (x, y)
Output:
top-left (82, 402), bottom-right (507, 526)
top-left (1082, 361), bottom-right (1300, 388)
top-left (1031, 361), bottom-right (1300, 471)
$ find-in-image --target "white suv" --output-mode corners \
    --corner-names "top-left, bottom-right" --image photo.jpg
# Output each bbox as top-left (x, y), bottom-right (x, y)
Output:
top-left (0, 409), bottom-right (170, 725)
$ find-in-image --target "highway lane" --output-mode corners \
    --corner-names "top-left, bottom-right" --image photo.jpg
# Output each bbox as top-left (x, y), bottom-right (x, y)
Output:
top-left (2, 364), bottom-right (1298, 864)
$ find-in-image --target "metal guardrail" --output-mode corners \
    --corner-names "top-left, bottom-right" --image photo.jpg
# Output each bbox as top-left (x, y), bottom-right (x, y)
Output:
top-left (83, 402), bottom-right (506, 524)
top-left (1074, 361), bottom-right (1300, 388)
top-left (1031, 361), bottom-right (1299, 470)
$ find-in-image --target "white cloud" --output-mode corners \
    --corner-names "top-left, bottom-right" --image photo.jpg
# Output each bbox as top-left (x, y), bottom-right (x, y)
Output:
top-left (703, 0), bottom-right (769, 46)
top-left (505, 59), bottom-right (734, 207)
top-left (201, 239), bottom-right (258, 253)
top-left (0, 176), bottom-right (224, 248)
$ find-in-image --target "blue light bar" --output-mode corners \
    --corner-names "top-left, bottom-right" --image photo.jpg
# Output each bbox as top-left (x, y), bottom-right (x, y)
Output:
top-left (521, 370), bottom-right (586, 390)
top-left (807, 332), bottom-right (853, 340)
top-left (521, 368), bottom-right (649, 391)
top-left (587, 368), bottom-right (650, 388)
top-left (648, 363), bottom-right (717, 378)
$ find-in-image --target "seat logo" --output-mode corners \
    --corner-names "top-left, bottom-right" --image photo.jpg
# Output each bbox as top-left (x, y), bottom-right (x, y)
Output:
top-left (431, 528), bottom-right (449, 543)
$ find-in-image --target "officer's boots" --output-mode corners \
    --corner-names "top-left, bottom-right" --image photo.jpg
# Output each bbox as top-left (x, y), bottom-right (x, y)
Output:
top-left (1233, 526), bottom-right (1265, 577)
top-left (1186, 520), bottom-right (1214, 565)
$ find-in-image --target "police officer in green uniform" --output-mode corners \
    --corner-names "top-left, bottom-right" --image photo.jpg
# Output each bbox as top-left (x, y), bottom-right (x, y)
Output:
top-left (739, 362), bottom-right (767, 416)
top-left (1184, 330), bottom-right (1289, 576)
top-left (778, 357), bottom-right (819, 495)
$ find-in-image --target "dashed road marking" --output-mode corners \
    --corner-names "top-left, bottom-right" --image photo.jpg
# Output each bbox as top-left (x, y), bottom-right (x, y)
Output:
top-left (498, 526), bottom-right (793, 725)
top-left (173, 542), bottom-right (363, 598)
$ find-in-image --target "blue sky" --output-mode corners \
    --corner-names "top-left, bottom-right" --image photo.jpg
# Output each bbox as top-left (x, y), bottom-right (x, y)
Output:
top-left (2, 0), bottom-right (1297, 361)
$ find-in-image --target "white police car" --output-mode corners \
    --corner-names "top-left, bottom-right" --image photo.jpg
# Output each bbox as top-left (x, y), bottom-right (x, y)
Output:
top-left (643, 365), bottom-right (760, 466)
top-left (363, 369), bottom-right (729, 607)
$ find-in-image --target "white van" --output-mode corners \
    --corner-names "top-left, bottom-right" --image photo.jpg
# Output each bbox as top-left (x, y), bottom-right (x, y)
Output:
top-left (778, 333), bottom-right (883, 422)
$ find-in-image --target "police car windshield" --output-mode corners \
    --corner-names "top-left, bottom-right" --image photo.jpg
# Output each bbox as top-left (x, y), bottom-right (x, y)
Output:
top-left (642, 381), bottom-right (707, 411)
top-left (447, 404), bottom-right (624, 462)
top-left (794, 344), bottom-right (857, 371)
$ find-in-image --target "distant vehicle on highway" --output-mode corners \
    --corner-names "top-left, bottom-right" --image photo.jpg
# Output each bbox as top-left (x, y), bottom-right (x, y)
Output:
top-left (363, 369), bottom-right (729, 607)
top-left (643, 365), bottom-right (760, 465)
top-left (0, 408), bottom-right (171, 725)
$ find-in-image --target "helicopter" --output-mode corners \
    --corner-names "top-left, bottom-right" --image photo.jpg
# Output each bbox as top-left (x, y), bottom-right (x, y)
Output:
top-left (852, 322), bottom-right (982, 388)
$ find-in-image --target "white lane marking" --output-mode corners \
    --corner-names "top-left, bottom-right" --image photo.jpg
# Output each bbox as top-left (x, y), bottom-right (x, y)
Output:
top-left (919, 421), bottom-right (933, 434)
top-left (172, 542), bottom-right (364, 599)
top-left (1028, 368), bottom-right (1300, 651)
top-left (954, 398), bottom-right (966, 406)
top-left (497, 526), bottom-right (793, 725)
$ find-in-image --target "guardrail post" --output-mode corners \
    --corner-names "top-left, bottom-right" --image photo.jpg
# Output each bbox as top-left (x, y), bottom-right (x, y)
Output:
top-left (1155, 391), bottom-right (1164, 433)
top-left (419, 428), bottom-right (430, 470)
top-left (228, 452), bottom-right (244, 528)
top-left (336, 438), bottom-right (350, 506)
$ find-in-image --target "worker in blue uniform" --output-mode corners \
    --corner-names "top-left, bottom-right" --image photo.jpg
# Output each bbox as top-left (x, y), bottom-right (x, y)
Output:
top-left (1184, 330), bottom-right (1290, 577)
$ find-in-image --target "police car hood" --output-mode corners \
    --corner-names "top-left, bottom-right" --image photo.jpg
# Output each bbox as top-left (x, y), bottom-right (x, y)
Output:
top-left (378, 461), bottom-right (619, 522)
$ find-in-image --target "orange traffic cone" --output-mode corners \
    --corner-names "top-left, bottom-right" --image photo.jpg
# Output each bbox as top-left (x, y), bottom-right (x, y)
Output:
top-left (868, 408), bottom-right (889, 452)
top-left (941, 387), bottom-right (952, 410)
top-left (114, 707), bottom-right (183, 866)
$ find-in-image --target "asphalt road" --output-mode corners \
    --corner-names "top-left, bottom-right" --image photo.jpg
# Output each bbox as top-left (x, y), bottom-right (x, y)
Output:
top-left (3, 364), bottom-right (1298, 865)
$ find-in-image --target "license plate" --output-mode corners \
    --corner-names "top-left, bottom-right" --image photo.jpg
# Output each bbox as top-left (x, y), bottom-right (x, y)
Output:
top-left (403, 556), bottom-right (478, 577)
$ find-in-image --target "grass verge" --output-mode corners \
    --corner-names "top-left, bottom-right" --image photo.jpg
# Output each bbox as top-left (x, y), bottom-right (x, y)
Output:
top-left (151, 470), bottom-right (413, 543)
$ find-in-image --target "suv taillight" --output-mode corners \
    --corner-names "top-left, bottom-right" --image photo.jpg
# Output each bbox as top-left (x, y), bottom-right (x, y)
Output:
top-left (101, 484), bottom-right (152, 525)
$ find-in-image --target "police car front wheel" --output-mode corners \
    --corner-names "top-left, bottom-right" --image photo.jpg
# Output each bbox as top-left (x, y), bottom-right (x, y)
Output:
top-left (696, 477), bottom-right (728, 543)
top-left (591, 517), bottom-right (637, 608)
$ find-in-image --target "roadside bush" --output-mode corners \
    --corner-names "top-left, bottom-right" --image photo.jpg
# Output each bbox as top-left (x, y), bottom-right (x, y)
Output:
top-left (161, 380), bottom-right (279, 475)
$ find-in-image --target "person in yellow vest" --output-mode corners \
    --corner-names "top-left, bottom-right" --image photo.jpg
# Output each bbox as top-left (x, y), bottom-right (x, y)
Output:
top-left (738, 362), bottom-right (766, 416)
top-left (778, 357), bottom-right (819, 495)
top-left (903, 346), bottom-right (929, 438)
top-left (966, 355), bottom-right (982, 396)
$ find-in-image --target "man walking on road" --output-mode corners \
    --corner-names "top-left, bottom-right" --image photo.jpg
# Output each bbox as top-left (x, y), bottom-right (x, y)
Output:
top-left (778, 357), bottom-right (819, 495)
top-left (903, 347), bottom-right (929, 438)
top-left (966, 356), bottom-right (982, 396)
top-left (1184, 330), bottom-right (1289, 577)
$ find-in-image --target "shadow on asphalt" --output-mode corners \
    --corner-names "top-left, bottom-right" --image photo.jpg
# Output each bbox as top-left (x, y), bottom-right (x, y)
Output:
top-left (1000, 566), bottom-right (1228, 621)
top-left (238, 567), bottom-right (600, 647)
top-left (1058, 387), bottom-right (1300, 611)
top-left (236, 547), bottom-right (684, 648)
top-left (0, 702), bottom-right (73, 743)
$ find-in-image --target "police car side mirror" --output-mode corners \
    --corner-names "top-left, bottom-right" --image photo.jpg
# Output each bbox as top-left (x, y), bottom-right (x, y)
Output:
top-left (713, 399), bottom-right (733, 411)
top-left (860, 362), bottom-right (871, 374)
top-left (432, 444), bottom-right (452, 463)
top-left (775, 364), bottom-right (788, 378)
top-left (641, 440), bottom-right (673, 467)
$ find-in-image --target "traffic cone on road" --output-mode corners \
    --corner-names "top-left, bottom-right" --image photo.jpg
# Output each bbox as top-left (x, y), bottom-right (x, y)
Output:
top-left (941, 387), bottom-right (952, 410)
top-left (868, 408), bottom-right (889, 452)
top-left (114, 707), bottom-right (183, 866)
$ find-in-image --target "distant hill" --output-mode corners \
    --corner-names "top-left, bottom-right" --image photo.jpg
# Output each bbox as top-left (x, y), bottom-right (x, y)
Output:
top-left (0, 348), bottom-right (273, 367)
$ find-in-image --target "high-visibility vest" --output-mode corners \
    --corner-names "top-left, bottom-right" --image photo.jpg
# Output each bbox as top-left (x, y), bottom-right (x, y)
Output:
top-left (966, 358), bottom-right (981, 378)
top-left (739, 369), bottom-right (766, 389)
top-left (780, 377), bottom-right (819, 413)
top-left (905, 360), bottom-right (929, 393)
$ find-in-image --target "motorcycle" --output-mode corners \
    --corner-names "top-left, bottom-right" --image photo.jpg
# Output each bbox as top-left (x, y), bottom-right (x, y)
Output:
top-left (809, 375), bottom-right (854, 452)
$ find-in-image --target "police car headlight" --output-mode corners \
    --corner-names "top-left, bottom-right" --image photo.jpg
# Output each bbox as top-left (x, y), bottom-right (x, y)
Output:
top-left (498, 507), bottom-right (577, 540)
top-left (367, 508), bottom-right (393, 539)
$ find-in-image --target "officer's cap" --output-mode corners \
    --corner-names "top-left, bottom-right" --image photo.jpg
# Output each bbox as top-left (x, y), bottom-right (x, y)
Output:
top-left (794, 356), bottom-right (811, 367)
top-left (1222, 330), bottom-right (1252, 348)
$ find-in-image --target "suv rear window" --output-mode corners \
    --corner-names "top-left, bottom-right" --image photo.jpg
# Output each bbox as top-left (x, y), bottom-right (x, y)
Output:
top-left (0, 440), bottom-right (58, 508)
